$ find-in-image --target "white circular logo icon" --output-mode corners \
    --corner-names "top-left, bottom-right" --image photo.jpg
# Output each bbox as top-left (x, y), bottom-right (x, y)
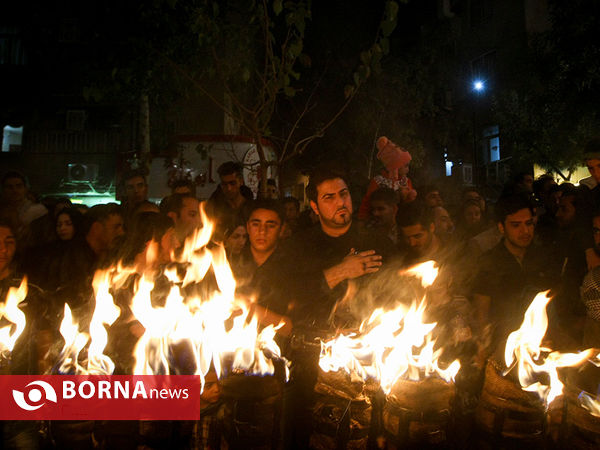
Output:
top-left (13, 381), bottom-right (58, 411)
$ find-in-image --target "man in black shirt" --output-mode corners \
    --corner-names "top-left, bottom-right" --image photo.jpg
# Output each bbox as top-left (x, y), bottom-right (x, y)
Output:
top-left (472, 195), bottom-right (553, 353)
top-left (232, 199), bottom-right (293, 336)
top-left (281, 166), bottom-right (394, 449)
top-left (284, 166), bottom-right (393, 330)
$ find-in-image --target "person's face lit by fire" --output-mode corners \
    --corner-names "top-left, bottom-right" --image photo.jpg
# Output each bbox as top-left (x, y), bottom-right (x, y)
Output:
top-left (220, 173), bottom-right (243, 202)
top-left (2, 177), bottom-right (27, 206)
top-left (246, 208), bottom-right (282, 256)
top-left (56, 212), bottom-right (75, 241)
top-left (586, 158), bottom-right (600, 184)
top-left (0, 226), bottom-right (16, 280)
top-left (283, 201), bottom-right (299, 222)
top-left (424, 190), bottom-right (443, 208)
top-left (176, 197), bottom-right (201, 239)
top-left (593, 216), bottom-right (600, 253)
top-left (310, 178), bottom-right (353, 236)
top-left (401, 223), bottom-right (434, 255)
top-left (102, 214), bottom-right (125, 250)
top-left (125, 176), bottom-right (148, 205)
top-left (464, 190), bottom-right (485, 212)
top-left (225, 225), bottom-right (247, 256)
top-left (556, 195), bottom-right (576, 228)
top-left (498, 208), bottom-right (534, 250)
top-left (463, 204), bottom-right (482, 227)
top-left (433, 207), bottom-right (454, 235)
top-left (370, 200), bottom-right (397, 229)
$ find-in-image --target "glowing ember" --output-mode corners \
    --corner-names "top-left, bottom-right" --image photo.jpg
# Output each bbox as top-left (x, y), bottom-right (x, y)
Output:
top-left (503, 291), bottom-right (594, 407)
top-left (319, 261), bottom-right (460, 394)
top-left (0, 278), bottom-right (28, 358)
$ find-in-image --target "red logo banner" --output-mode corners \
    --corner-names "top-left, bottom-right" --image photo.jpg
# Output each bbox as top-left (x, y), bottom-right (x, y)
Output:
top-left (0, 375), bottom-right (201, 420)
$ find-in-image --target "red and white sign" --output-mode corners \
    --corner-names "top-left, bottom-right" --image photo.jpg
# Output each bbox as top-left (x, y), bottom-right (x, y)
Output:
top-left (0, 375), bottom-right (201, 420)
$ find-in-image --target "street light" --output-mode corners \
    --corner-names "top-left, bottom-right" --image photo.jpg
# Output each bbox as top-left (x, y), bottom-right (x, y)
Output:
top-left (472, 79), bottom-right (485, 93)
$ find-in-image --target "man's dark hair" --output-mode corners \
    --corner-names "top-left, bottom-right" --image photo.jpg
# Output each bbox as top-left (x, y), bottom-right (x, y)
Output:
top-left (370, 187), bottom-right (397, 206)
top-left (171, 179), bottom-right (195, 194)
top-left (159, 193), bottom-right (196, 216)
top-left (397, 203), bottom-right (433, 229)
top-left (0, 217), bottom-right (18, 237)
top-left (282, 196), bottom-right (300, 210)
top-left (1, 171), bottom-right (27, 188)
top-left (306, 165), bottom-right (349, 203)
top-left (217, 161), bottom-right (243, 179)
top-left (245, 199), bottom-right (284, 224)
top-left (494, 194), bottom-right (534, 224)
top-left (83, 203), bottom-right (124, 235)
top-left (122, 169), bottom-right (147, 184)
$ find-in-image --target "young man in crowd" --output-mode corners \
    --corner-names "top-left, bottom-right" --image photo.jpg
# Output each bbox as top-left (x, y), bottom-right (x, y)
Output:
top-left (471, 194), bottom-right (553, 354)
top-left (432, 206), bottom-right (455, 244)
top-left (1, 171), bottom-right (47, 230)
top-left (121, 170), bottom-right (149, 218)
top-left (368, 187), bottom-right (399, 245)
top-left (160, 193), bottom-right (201, 244)
top-left (422, 185), bottom-right (443, 208)
top-left (282, 165), bottom-right (393, 449)
top-left (207, 161), bottom-right (252, 226)
top-left (233, 200), bottom-right (293, 336)
top-left (398, 204), bottom-right (442, 266)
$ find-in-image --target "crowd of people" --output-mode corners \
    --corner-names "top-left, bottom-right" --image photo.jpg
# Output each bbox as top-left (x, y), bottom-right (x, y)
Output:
top-left (3, 137), bottom-right (600, 448)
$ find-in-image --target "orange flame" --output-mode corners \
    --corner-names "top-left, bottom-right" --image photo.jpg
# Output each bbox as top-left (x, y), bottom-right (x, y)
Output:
top-left (319, 261), bottom-right (460, 394)
top-left (503, 291), bottom-right (594, 407)
top-left (0, 278), bottom-right (27, 357)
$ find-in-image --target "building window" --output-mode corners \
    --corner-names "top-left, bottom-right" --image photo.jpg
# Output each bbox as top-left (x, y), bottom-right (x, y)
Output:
top-left (483, 125), bottom-right (500, 163)
top-left (0, 26), bottom-right (26, 65)
top-left (2, 125), bottom-right (23, 152)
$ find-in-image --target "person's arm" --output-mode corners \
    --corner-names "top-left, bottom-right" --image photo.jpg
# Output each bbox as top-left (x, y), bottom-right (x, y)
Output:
top-left (323, 249), bottom-right (382, 289)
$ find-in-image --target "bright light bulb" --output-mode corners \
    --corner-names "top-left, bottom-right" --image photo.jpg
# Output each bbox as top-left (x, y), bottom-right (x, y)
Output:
top-left (473, 80), bottom-right (485, 92)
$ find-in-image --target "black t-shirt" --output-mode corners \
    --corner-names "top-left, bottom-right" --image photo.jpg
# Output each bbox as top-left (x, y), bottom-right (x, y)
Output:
top-left (472, 240), bottom-right (555, 341)
top-left (282, 221), bottom-right (396, 329)
top-left (232, 245), bottom-right (294, 317)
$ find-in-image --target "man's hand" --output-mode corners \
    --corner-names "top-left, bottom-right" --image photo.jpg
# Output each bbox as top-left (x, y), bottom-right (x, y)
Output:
top-left (324, 248), bottom-right (382, 289)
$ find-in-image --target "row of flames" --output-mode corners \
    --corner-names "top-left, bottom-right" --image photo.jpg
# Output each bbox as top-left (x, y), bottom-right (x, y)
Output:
top-left (0, 206), bottom-right (599, 414)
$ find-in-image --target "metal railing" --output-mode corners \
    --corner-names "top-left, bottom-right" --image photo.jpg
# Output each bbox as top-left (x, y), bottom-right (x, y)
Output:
top-left (24, 130), bottom-right (122, 154)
